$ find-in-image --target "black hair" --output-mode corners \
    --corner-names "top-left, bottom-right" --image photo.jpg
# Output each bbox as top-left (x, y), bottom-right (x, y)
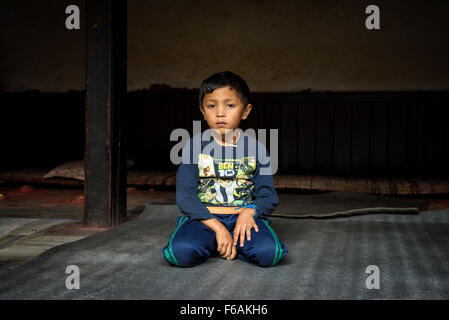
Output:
top-left (199, 71), bottom-right (251, 107)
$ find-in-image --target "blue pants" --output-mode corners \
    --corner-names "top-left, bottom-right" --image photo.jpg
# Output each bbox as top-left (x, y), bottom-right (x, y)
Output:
top-left (163, 214), bottom-right (288, 267)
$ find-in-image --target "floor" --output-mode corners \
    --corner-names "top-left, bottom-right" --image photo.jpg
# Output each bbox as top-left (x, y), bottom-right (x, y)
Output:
top-left (2, 203), bottom-right (449, 299)
top-left (0, 184), bottom-right (448, 270)
top-left (0, 185), bottom-right (175, 268)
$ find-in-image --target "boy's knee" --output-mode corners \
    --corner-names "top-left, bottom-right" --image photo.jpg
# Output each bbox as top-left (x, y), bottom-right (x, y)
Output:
top-left (164, 240), bottom-right (209, 267)
top-left (247, 238), bottom-right (287, 267)
top-left (252, 244), bottom-right (278, 267)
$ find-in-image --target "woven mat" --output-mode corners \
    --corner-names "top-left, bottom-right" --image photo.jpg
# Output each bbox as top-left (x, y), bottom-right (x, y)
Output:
top-left (1, 169), bottom-right (449, 195)
top-left (2, 204), bottom-right (449, 299)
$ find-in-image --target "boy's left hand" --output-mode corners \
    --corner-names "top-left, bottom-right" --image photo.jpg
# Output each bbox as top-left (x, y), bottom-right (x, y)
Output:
top-left (233, 208), bottom-right (259, 247)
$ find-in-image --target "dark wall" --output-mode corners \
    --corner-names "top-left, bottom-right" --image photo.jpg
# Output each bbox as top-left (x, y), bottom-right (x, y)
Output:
top-left (1, 91), bottom-right (85, 170)
top-left (2, 2), bottom-right (448, 178)
top-left (1, 0), bottom-right (449, 92)
top-left (1, 90), bottom-right (448, 177)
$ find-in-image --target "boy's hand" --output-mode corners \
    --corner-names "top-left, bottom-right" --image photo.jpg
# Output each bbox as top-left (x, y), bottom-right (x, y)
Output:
top-left (233, 208), bottom-right (259, 248)
top-left (216, 227), bottom-right (237, 260)
top-left (200, 218), bottom-right (237, 260)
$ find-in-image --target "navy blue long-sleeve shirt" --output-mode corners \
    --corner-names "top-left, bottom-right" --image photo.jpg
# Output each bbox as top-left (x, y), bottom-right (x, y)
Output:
top-left (176, 131), bottom-right (278, 220)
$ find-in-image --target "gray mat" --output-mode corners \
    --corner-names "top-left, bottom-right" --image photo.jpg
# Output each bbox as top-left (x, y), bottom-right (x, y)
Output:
top-left (1, 204), bottom-right (449, 300)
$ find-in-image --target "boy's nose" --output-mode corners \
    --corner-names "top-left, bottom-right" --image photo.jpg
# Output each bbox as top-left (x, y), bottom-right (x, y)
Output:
top-left (216, 105), bottom-right (226, 117)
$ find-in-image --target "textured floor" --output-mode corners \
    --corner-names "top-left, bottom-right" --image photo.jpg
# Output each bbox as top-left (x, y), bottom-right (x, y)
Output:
top-left (0, 187), bottom-right (172, 267)
top-left (0, 217), bottom-right (80, 269)
top-left (0, 204), bottom-right (448, 300)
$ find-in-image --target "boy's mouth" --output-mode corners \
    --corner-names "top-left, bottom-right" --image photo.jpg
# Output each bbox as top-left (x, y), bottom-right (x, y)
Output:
top-left (216, 122), bottom-right (227, 127)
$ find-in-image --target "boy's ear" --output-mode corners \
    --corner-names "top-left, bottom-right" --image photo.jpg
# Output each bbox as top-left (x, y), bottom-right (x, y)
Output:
top-left (241, 104), bottom-right (252, 120)
top-left (199, 105), bottom-right (206, 119)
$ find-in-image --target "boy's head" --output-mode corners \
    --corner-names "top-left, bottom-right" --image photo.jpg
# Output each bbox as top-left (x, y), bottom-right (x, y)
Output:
top-left (199, 71), bottom-right (252, 136)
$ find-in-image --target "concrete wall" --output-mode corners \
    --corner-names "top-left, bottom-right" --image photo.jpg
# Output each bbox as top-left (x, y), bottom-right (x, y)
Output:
top-left (1, 0), bottom-right (448, 92)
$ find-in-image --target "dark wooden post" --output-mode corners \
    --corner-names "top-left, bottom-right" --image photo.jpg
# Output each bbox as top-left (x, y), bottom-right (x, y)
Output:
top-left (84, 0), bottom-right (127, 227)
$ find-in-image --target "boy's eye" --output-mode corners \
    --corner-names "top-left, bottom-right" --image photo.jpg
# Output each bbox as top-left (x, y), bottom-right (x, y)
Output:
top-left (205, 104), bottom-right (234, 109)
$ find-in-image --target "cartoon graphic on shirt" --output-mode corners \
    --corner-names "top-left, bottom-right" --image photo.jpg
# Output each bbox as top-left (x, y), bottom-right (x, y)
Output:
top-left (198, 178), bottom-right (216, 202)
top-left (197, 154), bottom-right (257, 206)
top-left (236, 157), bottom-right (257, 179)
top-left (198, 154), bottom-right (215, 177)
top-left (214, 178), bottom-right (239, 203)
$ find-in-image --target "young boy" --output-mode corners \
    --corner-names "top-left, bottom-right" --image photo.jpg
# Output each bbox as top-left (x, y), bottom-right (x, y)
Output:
top-left (163, 71), bottom-right (287, 267)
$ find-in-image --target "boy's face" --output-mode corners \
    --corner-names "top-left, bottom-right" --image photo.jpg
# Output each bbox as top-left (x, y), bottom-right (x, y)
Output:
top-left (200, 86), bottom-right (252, 136)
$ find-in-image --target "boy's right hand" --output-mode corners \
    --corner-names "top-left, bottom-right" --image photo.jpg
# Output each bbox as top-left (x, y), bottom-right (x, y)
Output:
top-left (200, 218), bottom-right (237, 260)
top-left (216, 227), bottom-right (237, 260)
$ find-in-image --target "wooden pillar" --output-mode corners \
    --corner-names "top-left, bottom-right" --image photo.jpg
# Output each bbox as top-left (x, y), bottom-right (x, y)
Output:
top-left (84, 0), bottom-right (127, 227)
